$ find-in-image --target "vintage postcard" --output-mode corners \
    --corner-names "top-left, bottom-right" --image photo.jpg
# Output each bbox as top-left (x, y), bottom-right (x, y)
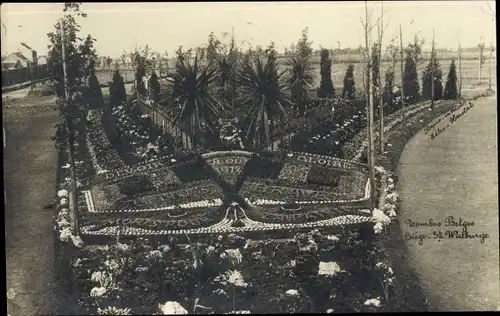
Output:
top-left (3, 1), bottom-right (498, 315)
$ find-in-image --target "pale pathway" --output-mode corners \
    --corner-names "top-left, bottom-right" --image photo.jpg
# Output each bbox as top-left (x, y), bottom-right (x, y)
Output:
top-left (396, 95), bottom-right (499, 311)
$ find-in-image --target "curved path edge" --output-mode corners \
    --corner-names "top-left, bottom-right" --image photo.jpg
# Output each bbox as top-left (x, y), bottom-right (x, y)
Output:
top-left (395, 95), bottom-right (499, 311)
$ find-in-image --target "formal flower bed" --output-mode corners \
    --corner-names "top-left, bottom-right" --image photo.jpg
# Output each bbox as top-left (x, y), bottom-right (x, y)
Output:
top-left (281, 98), bottom-right (369, 157)
top-left (69, 228), bottom-right (396, 314)
top-left (86, 179), bottom-right (224, 214)
top-left (240, 175), bottom-right (369, 205)
top-left (244, 203), bottom-right (370, 224)
top-left (80, 204), bottom-right (227, 234)
top-left (87, 109), bottom-right (127, 171)
top-left (110, 100), bottom-right (179, 165)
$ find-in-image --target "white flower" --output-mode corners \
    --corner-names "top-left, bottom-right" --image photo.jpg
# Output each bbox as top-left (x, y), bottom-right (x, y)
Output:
top-left (206, 245), bottom-right (215, 254)
top-left (374, 166), bottom-right (385, 174)
top-left (116, 242), bottom-right (129, 252)
top-left (372, 208), bottom-right (391, 225)
top-left (59, 227), bottom-right (72, 242)
top-left (57, 218), bottom-right (71, 227)
top-left (171, 159), bottom-right (177, 163)
top-left (214, 288), bottom-right (227, 296)
top-left (159, 301), bottom-right (188, 315)
top-left (90, 286), bottom-right (107, 297)
top-left (364, 297), bottom-right (381, 307)
top-left (57, 189), bottom-right (69, 198)
top-left (104, 259), bottom-right (120, 271)
top-left (71, 235), bottom-right (84, 248)
top-left (72, 258), bottom-right (82, 268)
top-left (59, 208), bottom-right (69, 216)
top-left (60, 198), bottom-right (69, 207)
top-left (224, 249), bottom-right (243, 265)
top-left (146, 250), bottom-right (163, 260)
top-left (326, 309), bottom-right (335, 313)
top-left (285, 289), bottom-right (299, 297)
top-left (91, 271), bottom-right (105, 283)
top-left (325, 235), bottom-right (340, 242)
top-left (386, 192), bottom-right (399, 203)
top-left (159, 244), bottom-right (171, 253)
top-left (97, 306), bottom-right (132, 315)
top-left (318, 261), bottom-right (343, 276)
top-left (227, 270), bottom-right (248, 288)
top-left (374, 222), bottom-right (384, 234)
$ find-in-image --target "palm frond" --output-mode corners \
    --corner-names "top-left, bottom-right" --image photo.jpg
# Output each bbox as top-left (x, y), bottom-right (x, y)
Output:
top-left (237, 56), bottom-right (289, 147)
top-left (167, 57), bottom-right (225, 141)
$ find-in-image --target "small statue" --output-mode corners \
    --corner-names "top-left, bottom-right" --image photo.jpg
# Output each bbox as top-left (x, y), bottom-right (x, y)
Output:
top-left (219, 118), bottom-right (244, 149)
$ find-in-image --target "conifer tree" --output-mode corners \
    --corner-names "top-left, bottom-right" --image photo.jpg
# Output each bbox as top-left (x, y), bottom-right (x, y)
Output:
top-left (443, 59), bottom-right (458, 100)
top-left (422, 52), bottom-right (443, 100)
top-left (86, 69), bottom-right (103, 109)
top-left (383, 66), bottom-right (395, 109)
top-left (317, 48), bottom-right (335, 98)
top-left (403, 53), bottom-right (420, 102)
top-left (342, 64), bottom-right (356, 99)
top-left (149, 70), bottom-right (161, 103)
top-left (109, 69), bottom-right (127, 107)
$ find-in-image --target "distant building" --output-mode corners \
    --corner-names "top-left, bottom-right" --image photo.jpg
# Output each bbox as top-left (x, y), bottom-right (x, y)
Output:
top-left (1, 52), bottom-right (30, 69)
top-left (37, 55), bottom-right (48, 65)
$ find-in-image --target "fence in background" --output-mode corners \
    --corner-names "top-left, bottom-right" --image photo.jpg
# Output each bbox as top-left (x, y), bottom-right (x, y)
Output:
top-left (1, 64), bottom-right (51, 88)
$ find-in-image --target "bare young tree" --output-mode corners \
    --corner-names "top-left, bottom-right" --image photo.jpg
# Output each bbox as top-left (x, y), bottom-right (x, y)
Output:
top-left (376, 1), bottom-right (391, 153)
top-left (360, 1), bottom-right (377, 211)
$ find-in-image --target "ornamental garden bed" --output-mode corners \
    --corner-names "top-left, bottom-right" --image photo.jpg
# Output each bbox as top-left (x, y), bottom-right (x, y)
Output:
top-left (55, 91), bottom-right (494, 315)
top-left (68, 230), bottom-right (393, 315)
top-left (76, 150), bottom-right (372, 240)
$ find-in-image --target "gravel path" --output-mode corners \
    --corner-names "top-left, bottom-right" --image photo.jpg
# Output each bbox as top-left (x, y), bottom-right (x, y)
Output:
top-left (396, 95), bottom-right (499, 311)
top-left (5, 103), bottom-right (59, 316)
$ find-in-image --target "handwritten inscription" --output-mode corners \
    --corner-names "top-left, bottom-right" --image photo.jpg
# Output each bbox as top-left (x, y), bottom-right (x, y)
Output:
top-left (402, 216), bottom-right (489, 245)
top-left (424, 101), bottom-right (474, 140)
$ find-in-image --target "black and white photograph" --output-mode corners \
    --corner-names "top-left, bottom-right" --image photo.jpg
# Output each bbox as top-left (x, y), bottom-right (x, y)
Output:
top-left (2, 1), bottom-right (498, 315)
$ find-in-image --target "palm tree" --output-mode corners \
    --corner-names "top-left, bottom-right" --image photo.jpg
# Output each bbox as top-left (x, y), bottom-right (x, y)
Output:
top-left (285, 55), bottom-right (315, 117)
top-left (238, 56), bottom-right (289, 150)
top-left (167, 55), bottom-right (225, 149)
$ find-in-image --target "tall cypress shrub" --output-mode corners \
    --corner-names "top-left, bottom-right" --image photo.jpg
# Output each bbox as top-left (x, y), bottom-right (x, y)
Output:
top-left (317, 48), bottom-right (335, 98)
top-left (403, 54), bottom-right (420, 103)
top-left (443, 60), bottom-right (458, 100)
top-left (422, 51), bottom-right (443, 100)
top-left (149, 70), bottom-right (161, 103)
top-left (86, 69), bottom-right (103, 109)
top-left (342, 64), bottom-right (356, 99)
top-left (110, 69), bottom-right (127, 107)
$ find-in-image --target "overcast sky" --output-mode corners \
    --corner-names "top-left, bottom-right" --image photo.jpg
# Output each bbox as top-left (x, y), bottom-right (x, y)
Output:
top-left (1, 1), bottom-right (496, 58)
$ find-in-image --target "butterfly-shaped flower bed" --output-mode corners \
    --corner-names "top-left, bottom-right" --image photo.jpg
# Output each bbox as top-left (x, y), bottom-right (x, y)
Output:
top-left (79, 150), bottom-right (372, 240)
